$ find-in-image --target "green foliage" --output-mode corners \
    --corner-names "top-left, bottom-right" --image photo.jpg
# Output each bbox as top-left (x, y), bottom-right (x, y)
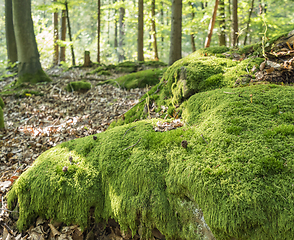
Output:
top-left (65, 81), bottom-right (92, 92)
top-left (8, 84), bottom-right (294, 239)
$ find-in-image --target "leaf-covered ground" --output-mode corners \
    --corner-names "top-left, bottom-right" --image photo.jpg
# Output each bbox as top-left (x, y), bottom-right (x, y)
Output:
top-left (0, 67), bottom-right (150, 240)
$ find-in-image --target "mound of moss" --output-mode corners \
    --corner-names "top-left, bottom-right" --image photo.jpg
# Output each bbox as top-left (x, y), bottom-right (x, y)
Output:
top-left (65, 81), bottom-right (91, 92)
top-left (115, 61), bottom-right (138, 73)
top-left (105, 68), bottom-right (167, 89)
top-left (7, 84), bottom-right (294, 239)
top-left (87, 66), bottom-right (111, 76)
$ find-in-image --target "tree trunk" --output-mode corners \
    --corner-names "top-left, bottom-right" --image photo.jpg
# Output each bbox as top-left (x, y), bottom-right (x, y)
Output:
top-left (227, 0), bottom-right (231, 46)
top-left (138, 0), bottom-right (144, 61)
top-left (53, 0), bottom-right (59, 65)
top-left (83, 51), bottom-right (92, 67)
top-left (204, 0), bottom-right (219, 48)
top-left (169, 0), bottom-right (182, 66)
top-left (60, 9), bottom-right (67, 62)
top-left (12, 0), bottom-right (50, 83)
top-left (5, 0), bottom-right (18, 63)
top-left (189, 2), bottom-right (196, 52)
top-left (65, 1), bottom-right (75, 66)
top-left (218, 0), bottom-right (226, 46)
top-left (231, 0), bottom-right (238, 47)
top-left (118, 0), bottom-right (125, 62)
top-left (97, 0), bottom-right (101, 62)
top-left (243, 0), bottom-right (254, 45)
top-left (151, 0), bottom-right (158, 60)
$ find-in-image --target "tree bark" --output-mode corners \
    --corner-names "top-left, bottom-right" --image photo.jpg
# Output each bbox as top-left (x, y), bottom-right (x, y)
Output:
top-left (243, 0), bottom-right (254, 45)
top-left (218, 0), bottom-right (226, 46)
top-left (60, 9), bottom-right (67, 62)
top-left (231, 0), bottom-right (238, 47)
top-left (118, 0), bottom-right (125, 62)
top-left (5, 0), bottom-right (18, 63)
top-left (97, 0), bottom-right (101, 62)
top-left (138, 0), bottom-right (144, 61)
top-left (151, 0), bottom-right (159, 60)
top-left (189, 2), bottom-right (196, 52)
top-left (53, 0), bottom-right (59, 66)
top-left (65, 1), bottom-right (75, 66)
top-left (169, 0), bottom-right (182, 66)
top-left (12, 0), bottom-right (50, 83)
top-left (204, 0), bottom-right (219, 48)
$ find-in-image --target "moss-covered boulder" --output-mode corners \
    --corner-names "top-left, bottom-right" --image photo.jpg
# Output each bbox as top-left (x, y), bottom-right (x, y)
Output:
top-left (65, 81), bottom-right (91, 92)
top-left (115, 61), bottom-right (138, 73)
top-left (102, 68), bottom-right (167, 89)
top-left (7, 84), bottom-right (294, 239)
top-left (87, 66), bottom-right (111, 76)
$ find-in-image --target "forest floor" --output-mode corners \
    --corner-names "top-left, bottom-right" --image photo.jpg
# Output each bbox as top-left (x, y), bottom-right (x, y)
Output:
top-left (0, 67), bottom-right (150, 240)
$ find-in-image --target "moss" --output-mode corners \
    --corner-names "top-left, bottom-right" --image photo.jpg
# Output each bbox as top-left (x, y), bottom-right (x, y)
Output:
top-left (109, 68), bottom-right (167, 89)
top-left (0, 106), bottom-right (4, 129)
top-left (17, 69), bottom-right (51, 84)
top-left (0, 97), bottom-right (4, 109)
top-left (65, 81), bottom-right (91, 92)
top-left (8, 84), bottom-right (294, 239)
top-left (140, 61), bottom-right (167, 67)
top-left (115, 61), bottom-right (138, 73)
top-left (87, 66), bottom-right (111, 76)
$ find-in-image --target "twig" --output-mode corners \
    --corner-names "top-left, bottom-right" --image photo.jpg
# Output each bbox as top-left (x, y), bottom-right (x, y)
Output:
top-left (122, 126), bottom-right (137, 139)
top-left (223, 91), bottom-right (235, 94)
top-left (0, 208), bottom-right (19, 213)
top-left (2, 222), bottom-right (15, 236)
top-left (123, 138), bottom-right (141, 150)
top-left (201, 134), bottom-right (208, 144)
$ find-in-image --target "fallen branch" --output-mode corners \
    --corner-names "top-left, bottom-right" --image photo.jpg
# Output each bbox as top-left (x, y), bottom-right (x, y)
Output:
top-left (0, 208), bottom-right (19, 213)
top-left (123, 138), bottom-right (141, 150)
top-left (122, 126), bottom-right (137, 139)
top-left (223, 91), bottom-right (235, 94)
top-left (201, 134), bottom-right (208, 144)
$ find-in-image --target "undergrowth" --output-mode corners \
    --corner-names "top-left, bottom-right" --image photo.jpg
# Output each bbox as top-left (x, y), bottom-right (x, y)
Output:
top-left (8, 84), bottom-right (294, 239)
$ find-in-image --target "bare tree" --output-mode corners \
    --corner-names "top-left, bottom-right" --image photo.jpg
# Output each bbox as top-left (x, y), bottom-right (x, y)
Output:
top-left (232, 0), bottom-right (238, 47)
top-left (169, 0), bottom-right (182, 65)
top-left (12, 0), bottom-right (50, 83)
top-left (60, 9), bottom-right (67, 62)
top-left (204, 0), bottom-right (219, 48)
top-left (53, 0), bottom-right (59, 65)
top-left (138, 0), bottom-right (144, 61)
top-left (5, 0), bottom-right (18, 63)
top-left (151, 0), bottom-right (159, 60)
top-left (244, 0), bottom-right (254, 45)
top-left (218, 0), bottom-right (226, 46)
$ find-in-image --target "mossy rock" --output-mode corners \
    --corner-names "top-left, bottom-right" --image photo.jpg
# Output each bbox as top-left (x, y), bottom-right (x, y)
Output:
top-left (108, 68), bottom-right (167, 89)
top-left (87, 66), bottom-right (111, 76)
top-left (65, 81), bottom-right (91, 92)
top-left (8, 84), bottom-right (294, 239)
top-left (139, 61), bottom-right (167, 68)
top-left (115, 61), bottom-right (139, 73)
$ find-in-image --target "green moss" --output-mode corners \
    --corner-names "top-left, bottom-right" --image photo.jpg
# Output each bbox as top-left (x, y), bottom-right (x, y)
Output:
top-left (8, 84), bottom-right (294, 239)
top-left (0, 97), bottom-right (4, 109)
top-left (109, 68), bottom-right (167, 89)
top-left (0, 106), bottom-right (4, 129)
top-left (115, 61), bottom-right (138, 73)
top-left (17, 69), bottom-right (51, 84)
top-left (140, 61), bottom-right (167, 67)
top-left (65, 81), bottom-right (92, 92)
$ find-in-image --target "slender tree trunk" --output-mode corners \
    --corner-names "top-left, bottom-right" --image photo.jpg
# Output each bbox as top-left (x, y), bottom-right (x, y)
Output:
top-left (204, 0), bottom-right (219, 48)
top-left (97, 0), bottom-right (101, 62)
top-left (65, 1), bottom-right (75, 66)
top-left (169, 0), bottom-right (182, 66)
top-left (138, 0), bottom-right (144, 61)
top-left (243, 0), bottom-right (254, 45)
top-left (12, 0), bottom-right (50, 83)
top-left (118, 0), bottom-right (125, 62)
top-left (60, 9), bottom-right (66, 62)
top-left (231, 0), bottom-right (238, 47)
top-left (151, 0), bottom-right (159, 60)
top-left (218, 0), bottom-right (226, 46)
top-left (189, 2), bottom-right (196, 52)
top-left (53, 0), bottom-right (59, 65)
top-left (5, 0), bottom-right (18, 63)
top-left (227, 0), bottom-right (232, 46)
